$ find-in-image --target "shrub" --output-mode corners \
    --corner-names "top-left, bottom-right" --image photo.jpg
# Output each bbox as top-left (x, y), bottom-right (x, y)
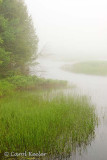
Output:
top-left (0, 80), bottom-right (14, 97)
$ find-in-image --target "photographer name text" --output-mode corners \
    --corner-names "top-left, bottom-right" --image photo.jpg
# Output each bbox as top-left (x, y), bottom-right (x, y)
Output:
top-left (4, 151), bottom-right (47, 157)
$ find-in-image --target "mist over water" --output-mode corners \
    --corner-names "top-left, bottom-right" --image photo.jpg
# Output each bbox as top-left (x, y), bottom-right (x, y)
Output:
top-left (30, 58), bottom-right (107, 160)
top-left (25, 0), bottom-right (107, 159)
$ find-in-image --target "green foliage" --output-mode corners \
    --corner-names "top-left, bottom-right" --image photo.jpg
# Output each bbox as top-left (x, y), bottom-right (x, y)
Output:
top-left (0, 92), bottom-right (97, 156)
top-left (7, 75), bottom-right (38, 88)
top-left (0, 0), bottom-right (38, 77)
top-left (0, 76), bottom-right (67, 97)
top-left (0, 80), bottom-right (14, 97)
top-left (0, 48), bottom-right (11, 77)
top-left (0, 37), bottom-right (3, 44)
top-left (6, 75), bottom-right (67, 90)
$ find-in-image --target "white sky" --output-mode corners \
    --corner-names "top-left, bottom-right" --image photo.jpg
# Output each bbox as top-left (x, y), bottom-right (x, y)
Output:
top-left (25, 0), bottom-right (107, 59)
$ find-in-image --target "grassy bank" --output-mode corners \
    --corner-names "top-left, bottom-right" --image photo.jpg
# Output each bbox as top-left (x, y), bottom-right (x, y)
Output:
top-left (62, 61), bottom-right (107, 76)
top-left (0, 75), bottom-right (67, 97)
top-left (0, 90), bottom-right (97, 158)
top-left (0, 75), bottom-right (97, 159)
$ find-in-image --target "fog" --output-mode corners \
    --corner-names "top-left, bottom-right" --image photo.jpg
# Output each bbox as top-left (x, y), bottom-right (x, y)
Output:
top-left (25, 0), bottom-right (107, 60)
top-left (24, 2), bottom-right (107, 159)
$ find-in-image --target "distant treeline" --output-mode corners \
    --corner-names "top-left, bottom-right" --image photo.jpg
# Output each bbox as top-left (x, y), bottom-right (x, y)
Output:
top-left (0, 0), bottom-right (38, 78)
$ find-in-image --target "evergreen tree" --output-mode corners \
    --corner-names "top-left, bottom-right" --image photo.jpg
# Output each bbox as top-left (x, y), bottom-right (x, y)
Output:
top-left (0, 0), bottom-right (38, 77)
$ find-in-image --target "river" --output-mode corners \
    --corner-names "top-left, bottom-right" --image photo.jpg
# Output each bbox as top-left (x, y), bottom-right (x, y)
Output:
top-left (31, 59), bottom-right (107, 160)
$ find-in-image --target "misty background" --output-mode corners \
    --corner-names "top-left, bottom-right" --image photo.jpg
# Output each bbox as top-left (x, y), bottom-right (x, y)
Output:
top-left (25, 0), bottom-right (107, 60)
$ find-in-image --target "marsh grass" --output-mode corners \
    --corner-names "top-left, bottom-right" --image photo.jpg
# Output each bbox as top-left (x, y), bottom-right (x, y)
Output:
top-left (0, 91), bottom-right (97, 158)
top-left (62, 61), bottom-right (107, 76)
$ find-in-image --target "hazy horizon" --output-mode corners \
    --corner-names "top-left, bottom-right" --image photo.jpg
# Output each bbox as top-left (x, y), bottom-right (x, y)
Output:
top-left (25, 0), bottom-right (107, 60)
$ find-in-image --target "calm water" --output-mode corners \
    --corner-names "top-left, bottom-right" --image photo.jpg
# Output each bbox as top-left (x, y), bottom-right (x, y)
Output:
top-left (31, 59), bottom-right (107, 160)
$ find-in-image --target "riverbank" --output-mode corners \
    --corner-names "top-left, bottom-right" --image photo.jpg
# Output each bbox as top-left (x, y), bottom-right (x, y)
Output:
top-left (0, 75), bottom-right (97, 159)
top-left (0, 75), bottom-right (67, 97)
top-left (62, 61), bottom-right (107, 76)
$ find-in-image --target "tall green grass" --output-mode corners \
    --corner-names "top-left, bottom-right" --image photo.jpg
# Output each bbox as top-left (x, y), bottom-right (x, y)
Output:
top-left (62, 61), bottom-right (107, 76)
top-left (0, 91), bottom-right (97, 158)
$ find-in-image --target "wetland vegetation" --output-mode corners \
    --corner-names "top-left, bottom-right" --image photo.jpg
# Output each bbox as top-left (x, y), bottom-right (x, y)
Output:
top-left (62, 61), bottom-right (107, 76)
top-left (0, 87), bottom-right (97, 159)
top-left (0, 0), bottom-right (98, 159)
